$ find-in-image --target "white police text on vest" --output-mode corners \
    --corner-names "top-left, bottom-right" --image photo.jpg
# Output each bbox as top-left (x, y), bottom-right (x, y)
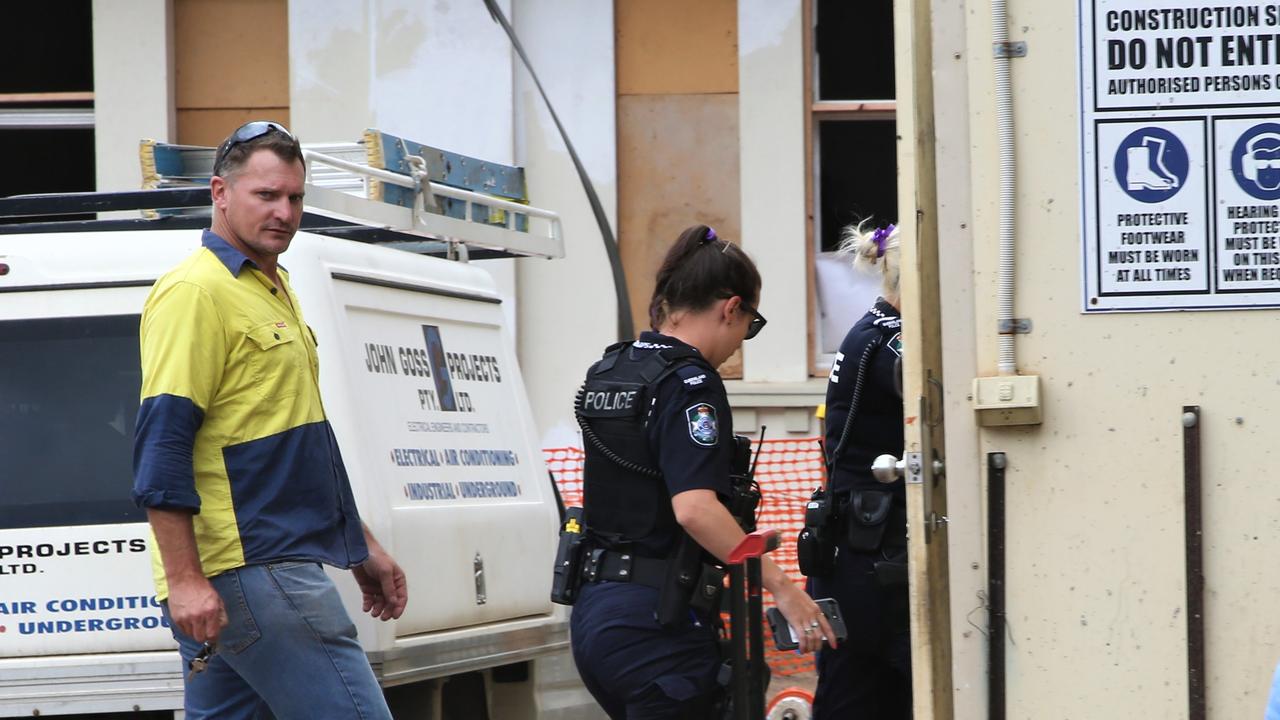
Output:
top-left (584, 389), bottom-right (639, 412)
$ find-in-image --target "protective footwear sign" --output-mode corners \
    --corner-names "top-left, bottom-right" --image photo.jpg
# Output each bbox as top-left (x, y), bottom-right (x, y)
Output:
top-left (1080, 1), bottom-right (1280, 311)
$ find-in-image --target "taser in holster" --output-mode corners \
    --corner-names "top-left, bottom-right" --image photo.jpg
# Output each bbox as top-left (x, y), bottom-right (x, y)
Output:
top-left (550, 507), bottom-right (587, 605)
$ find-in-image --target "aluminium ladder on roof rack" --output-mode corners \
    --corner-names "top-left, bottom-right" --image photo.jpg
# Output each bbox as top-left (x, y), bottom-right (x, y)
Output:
top-left (299, 148), bottom-right (562, 261)
top-left (135, 130), bottom-right (563, 260)
top-left (0, 134), bottom-right (563, 260)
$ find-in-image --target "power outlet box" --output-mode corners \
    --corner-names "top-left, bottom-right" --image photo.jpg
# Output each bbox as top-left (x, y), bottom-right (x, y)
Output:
top-left (972, 375), bottom-right (1042, 426)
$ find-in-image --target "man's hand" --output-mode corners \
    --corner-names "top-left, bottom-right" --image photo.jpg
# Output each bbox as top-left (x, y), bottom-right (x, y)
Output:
top-left (353, 545), bottom-right (408, 621)
top-left (167, 575), bottom-right (227, 643)
top-left (147, 509), bottom-right (226, 642)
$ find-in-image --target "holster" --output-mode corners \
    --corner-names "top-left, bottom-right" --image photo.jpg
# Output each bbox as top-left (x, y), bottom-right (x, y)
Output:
top-left (549, 507), bottom-right (587, 605)
top-left (688, 563), bottom-right (726, 616)
top-left (845, 489), bottom-right (894, 553)
top-left (874, 548), bottom-right (909, 587)
top-left (796, 487), bottom-right (839, 577)
top-left (656, 533), bottom-right (705, 627)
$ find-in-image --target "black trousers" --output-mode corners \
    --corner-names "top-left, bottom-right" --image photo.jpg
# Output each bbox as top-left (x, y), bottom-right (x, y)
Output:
top-left (807, 549), bottom-right (912, 720)
top-left (570, 582), bottom-right (722, 719)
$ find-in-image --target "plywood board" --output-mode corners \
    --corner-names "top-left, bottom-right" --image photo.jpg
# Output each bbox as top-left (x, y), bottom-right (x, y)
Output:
top-left (616, 0), bottom-right (738, 96)
top-left (617, 92), bottom-right (742, 375)
top-left (174, 0), bottom-right (289, 109)
top-left (177, 107), bottom-right (290, 146)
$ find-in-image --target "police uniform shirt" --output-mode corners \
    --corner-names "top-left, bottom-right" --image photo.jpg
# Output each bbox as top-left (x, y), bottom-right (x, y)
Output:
top-left (823, 299), bottom-right (904, 494)
top-left (637, 331), bottom-right (734, 556)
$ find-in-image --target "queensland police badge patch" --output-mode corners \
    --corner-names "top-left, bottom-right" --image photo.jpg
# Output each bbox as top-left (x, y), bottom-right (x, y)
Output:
top-left (686, 403), bottom-right (719, 446)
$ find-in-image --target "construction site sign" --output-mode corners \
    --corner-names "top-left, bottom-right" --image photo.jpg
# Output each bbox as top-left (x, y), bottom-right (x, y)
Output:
top-left (1080, 1), bottom-right (1280, 311)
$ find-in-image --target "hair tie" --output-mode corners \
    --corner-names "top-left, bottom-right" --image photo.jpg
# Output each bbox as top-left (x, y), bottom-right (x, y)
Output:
top-left (699, 226), bottom-right (731, 253)
top-left (871, 224), bottom-right (895, 258)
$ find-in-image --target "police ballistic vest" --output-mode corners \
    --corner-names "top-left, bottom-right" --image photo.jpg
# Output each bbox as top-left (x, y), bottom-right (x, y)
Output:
top-left (575, 341), bottom-right (714, 556)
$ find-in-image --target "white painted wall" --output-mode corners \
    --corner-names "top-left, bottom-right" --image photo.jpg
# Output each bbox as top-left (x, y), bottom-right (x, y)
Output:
top-left (511, 0), bottom-right (619, 448)
top-left (288, 0), bottom-right (519, 329)
top-left (738, 0), bottom-right (809, 384)
top-left (289, 0), bottom-right (513, 160)
top-left (930, 0), bottom-right (1280, 716)
top-left (92, 0), bottom-right (175, 192)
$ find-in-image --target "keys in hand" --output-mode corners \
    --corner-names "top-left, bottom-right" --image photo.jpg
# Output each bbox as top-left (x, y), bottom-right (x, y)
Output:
top-left (185, 642), bottom-right (217, 682)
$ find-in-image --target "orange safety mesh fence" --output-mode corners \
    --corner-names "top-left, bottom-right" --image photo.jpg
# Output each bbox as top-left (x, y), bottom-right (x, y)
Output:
top-left (543, 437), bottom-right (828, 677)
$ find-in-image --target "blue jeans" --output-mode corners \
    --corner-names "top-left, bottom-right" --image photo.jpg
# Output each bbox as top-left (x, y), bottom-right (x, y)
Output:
top-left (162, 562), bottom-right (391, 720)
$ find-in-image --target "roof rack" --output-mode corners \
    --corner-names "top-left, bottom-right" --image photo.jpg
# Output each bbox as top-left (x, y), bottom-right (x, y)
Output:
top-left (300, 148), bottom-right (562, 260)
top-left (0, 131), bottom-right (563, 261)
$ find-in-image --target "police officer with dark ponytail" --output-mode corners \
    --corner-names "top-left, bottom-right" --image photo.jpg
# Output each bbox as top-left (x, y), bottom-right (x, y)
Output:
top-left (808, 221), bottom-right (911, 719)
top-left (568, 225), bottom-right (836, 719)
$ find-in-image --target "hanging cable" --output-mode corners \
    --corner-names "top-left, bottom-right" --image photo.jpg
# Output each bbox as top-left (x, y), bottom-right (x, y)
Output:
top-left (482, 0), bottom-right (635, 342)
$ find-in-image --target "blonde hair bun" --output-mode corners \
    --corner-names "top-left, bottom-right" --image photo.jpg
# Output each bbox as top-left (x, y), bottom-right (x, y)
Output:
top-left (838, 219), bottom-right (901, 304)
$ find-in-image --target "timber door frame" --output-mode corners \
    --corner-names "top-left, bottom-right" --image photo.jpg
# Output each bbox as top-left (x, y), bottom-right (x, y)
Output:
top-left (894, 0), bottom-right (955, 717)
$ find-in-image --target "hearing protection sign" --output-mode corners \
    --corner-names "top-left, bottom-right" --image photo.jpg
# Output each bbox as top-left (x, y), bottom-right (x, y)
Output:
top-left (1080, 0), bottom-right (1280, 311)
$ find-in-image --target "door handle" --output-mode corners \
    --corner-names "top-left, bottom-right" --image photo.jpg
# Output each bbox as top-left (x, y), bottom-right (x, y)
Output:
top-left (872, 454), bottom-right (906, 483)
top-left (873, 453), bottom-right (945, 484)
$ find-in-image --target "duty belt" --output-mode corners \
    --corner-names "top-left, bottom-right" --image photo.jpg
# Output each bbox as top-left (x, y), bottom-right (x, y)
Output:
top-left (581, 549), bottom-right (668, 589)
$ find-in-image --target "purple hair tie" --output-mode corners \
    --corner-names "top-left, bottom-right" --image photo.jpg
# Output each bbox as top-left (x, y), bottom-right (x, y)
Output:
top-left (706, 227), bottom-right (717, 241)
top-left (871, 224), bottom-right (895, 258)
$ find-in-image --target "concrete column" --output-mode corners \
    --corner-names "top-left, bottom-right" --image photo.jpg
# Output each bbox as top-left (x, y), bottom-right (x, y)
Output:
top-left (92, 0), bottom-right (175, 191)
top-left (738, 0), bottom-right (808, 383)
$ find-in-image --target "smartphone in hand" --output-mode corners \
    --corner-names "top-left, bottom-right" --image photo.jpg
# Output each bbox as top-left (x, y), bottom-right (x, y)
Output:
top-left (766, 598), bottom-right (848, 651)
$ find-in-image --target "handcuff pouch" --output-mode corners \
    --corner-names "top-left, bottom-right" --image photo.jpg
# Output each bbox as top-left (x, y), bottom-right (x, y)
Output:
top-left (845, 489), bottom-right (893, 553)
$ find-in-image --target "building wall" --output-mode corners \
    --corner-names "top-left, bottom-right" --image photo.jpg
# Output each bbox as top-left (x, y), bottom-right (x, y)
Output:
top-left (92, 0), bottom-right (290, 187)
top-left (512, 0), bottom-right (620, 448)
top-left (738, 0), bottom-right (808, 384)
top-left (730, 0), bottom-right (824, 438)
top-left (615, 0), bottom-right (742, 374)
top-left (520, 0), bottom-right (822, 446)
top-left (287, 0), bottom-right (520, 331)
top-left (174, 0), bottom-right (290, 145)
top-left (288, 0), bottom-right (513, 160)
top-left (92, 0), bottom-right (175, 192)
top-left (934, 0), bottom-right (1280, 716)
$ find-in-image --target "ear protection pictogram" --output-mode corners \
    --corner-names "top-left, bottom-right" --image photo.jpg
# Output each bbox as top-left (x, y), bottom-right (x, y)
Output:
top-left (1241, 132), bottom-right (1280, 188)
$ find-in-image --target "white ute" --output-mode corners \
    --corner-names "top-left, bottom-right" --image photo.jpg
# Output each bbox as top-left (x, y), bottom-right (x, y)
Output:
top-left (0, 136), bottom-right (600, 719)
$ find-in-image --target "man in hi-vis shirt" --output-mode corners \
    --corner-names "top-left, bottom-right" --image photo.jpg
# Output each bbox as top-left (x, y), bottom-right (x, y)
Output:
top-left (132, 122), bottom-right (405, 719)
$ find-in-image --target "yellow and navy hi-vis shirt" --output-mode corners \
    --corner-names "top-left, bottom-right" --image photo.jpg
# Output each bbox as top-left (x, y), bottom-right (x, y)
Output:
top-left (132, 230), bottom-right (367, 599)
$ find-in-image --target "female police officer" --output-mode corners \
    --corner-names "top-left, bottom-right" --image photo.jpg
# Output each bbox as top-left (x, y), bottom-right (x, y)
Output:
top-left (569, 225), bottom-right (836, 719)
top-left (809, 222), bottom-right (910, 719)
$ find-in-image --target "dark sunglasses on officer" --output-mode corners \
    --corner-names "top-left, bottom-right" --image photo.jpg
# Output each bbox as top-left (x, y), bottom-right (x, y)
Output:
top-left (739, 301), bottom-right (767, 340)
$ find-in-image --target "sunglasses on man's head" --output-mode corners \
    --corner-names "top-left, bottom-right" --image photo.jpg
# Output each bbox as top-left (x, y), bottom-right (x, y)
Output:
top-left (213, 121), bottom-right (294, 176)
top-left (740, 301), bottom-right (767, 340)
